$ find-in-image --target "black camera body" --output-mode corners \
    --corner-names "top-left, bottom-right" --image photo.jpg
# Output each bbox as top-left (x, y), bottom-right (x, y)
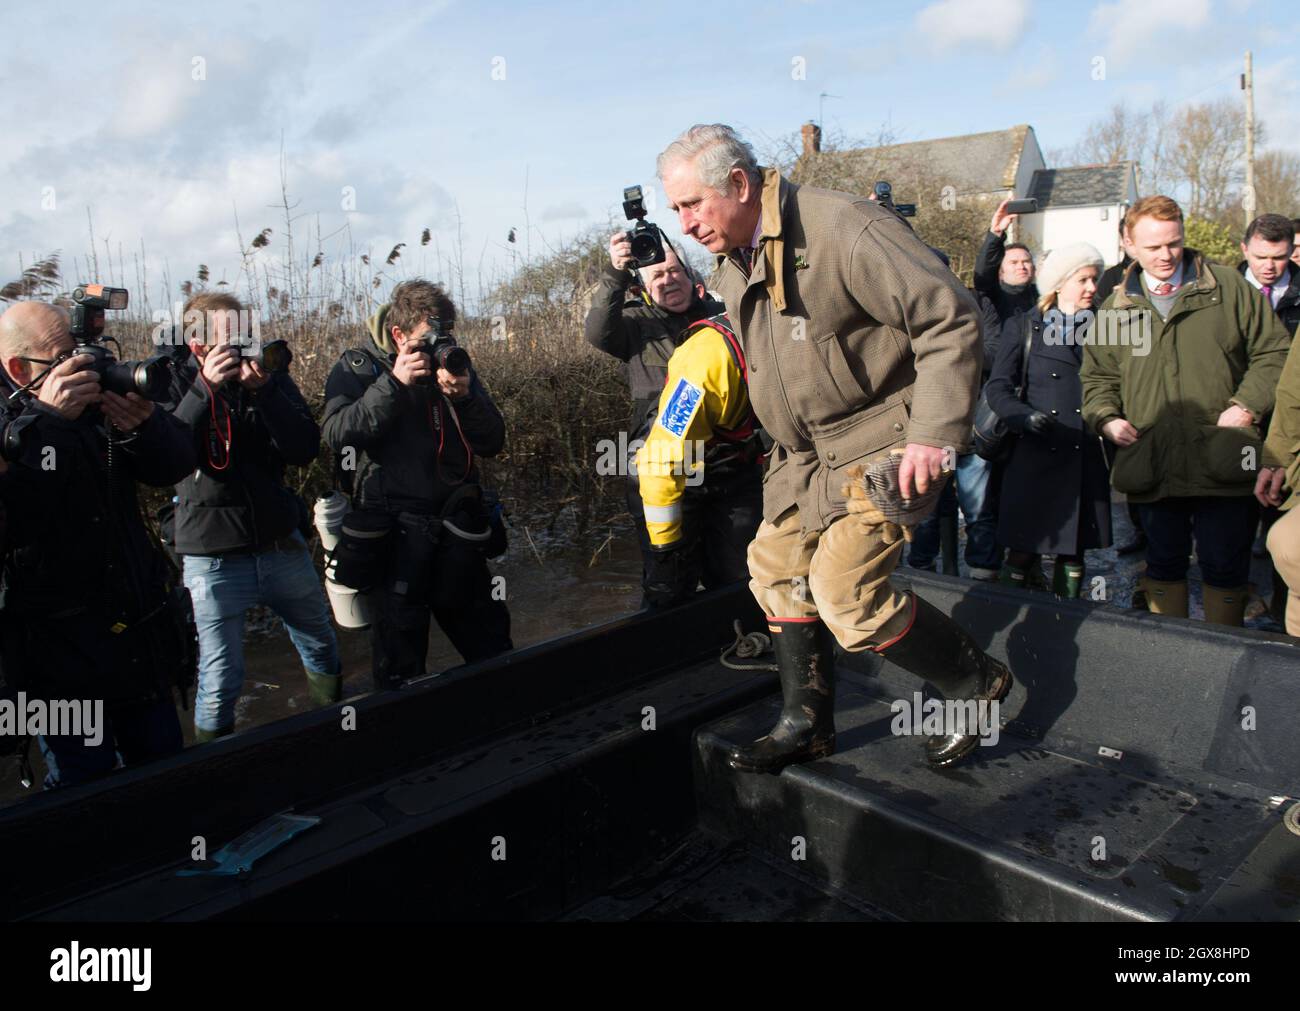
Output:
top-left (410, 315), bottom-right (469, 383)
top-left (69, 343), bottom-right (171, 403)
top-left (622, 186), bottom-right (666, 269)
top-left (874, 181), bottom-right (917, 219)
top-left (67, 285), bottom-right (171, 402)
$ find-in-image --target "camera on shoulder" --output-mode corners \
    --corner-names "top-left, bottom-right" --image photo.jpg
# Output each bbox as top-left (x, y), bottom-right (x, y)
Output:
top-left (622, 185), bottom-right (666, 269)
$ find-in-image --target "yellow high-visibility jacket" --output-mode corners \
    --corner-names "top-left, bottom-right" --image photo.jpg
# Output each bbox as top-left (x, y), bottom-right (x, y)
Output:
top-left (635, 316), bottom-right (755, 547)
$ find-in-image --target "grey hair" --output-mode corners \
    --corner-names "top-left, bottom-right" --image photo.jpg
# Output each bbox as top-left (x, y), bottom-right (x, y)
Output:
top-left (656, 124), bottom-right (762, 196)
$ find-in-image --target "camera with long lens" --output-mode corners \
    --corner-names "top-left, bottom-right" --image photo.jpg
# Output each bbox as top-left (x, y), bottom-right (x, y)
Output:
top-left (256, 339), bottom-right (293, 374)
top-left (409, 315), bottom-right (469, 385)
top-left (66, 284), bottom-right (171, 402)
top-left (873, 181), bottom-right (917, 219)
top-left (622, 185), bottom-right (666, 269)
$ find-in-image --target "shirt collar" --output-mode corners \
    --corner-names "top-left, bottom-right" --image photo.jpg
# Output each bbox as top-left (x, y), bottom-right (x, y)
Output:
top-left (1144, 259), bottom-right (1185, 293)
top-left (1245, 266), bottom-right (1288, 292)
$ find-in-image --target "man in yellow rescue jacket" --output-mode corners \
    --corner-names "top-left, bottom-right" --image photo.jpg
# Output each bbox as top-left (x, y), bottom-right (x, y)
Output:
top-left (635, 312), bottom-right (762, 606)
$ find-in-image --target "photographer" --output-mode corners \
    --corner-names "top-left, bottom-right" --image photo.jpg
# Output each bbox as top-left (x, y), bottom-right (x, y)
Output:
top-left (586, 224), bottom-right (760, 606)
top-left (160, 293), bottom-right (341, 742)
top-left (0, 300), bottom-right (196, 788)
top-left (974, 198), bottom-right (1039, 325)
top-left (322, 280), bottom-right (511, 689)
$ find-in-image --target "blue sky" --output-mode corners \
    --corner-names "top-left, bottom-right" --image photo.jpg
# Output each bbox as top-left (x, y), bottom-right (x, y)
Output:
top-left (0, 0), bottom-right (1285, 313)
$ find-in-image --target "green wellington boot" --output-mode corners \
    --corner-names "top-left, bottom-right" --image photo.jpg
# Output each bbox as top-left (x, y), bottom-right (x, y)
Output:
top-left (306, 670), bottom-right (344, 706)
top-left (728, 619), bottom-right (837, 774)
top-left (1202, 584), bottom-right (1249, 627)
top-left (1052, 560), bottom-right (1086, 599)
top-left (1143, 577), bottom-right (1189, 618)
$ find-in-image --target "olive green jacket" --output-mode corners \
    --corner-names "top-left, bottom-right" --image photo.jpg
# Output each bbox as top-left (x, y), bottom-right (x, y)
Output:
top-left (710, 169), bottom-right (983, 531)
top-left (1080, 251), bottom-right (1291, 502)
top-left (1264, 336), bottom-right (1300, 510)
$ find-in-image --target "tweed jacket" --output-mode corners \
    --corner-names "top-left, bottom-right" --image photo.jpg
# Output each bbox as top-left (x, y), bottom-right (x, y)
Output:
top-left (710, 169), bottom-right (983, 531)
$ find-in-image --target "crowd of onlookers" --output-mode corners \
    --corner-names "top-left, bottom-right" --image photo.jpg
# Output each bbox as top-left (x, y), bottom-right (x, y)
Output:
top-left (906, 198), bottom-right (1300, 637)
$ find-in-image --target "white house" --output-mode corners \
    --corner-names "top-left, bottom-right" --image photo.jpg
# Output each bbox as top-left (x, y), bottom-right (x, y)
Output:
top-left (1017, 163), bottom-right (1140, 267)
top-left (796, 123), bottom-right (1139, 266)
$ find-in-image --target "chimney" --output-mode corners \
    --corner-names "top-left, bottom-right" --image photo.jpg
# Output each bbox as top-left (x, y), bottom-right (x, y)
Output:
top-left (801, 121), bottom-right (822, 157)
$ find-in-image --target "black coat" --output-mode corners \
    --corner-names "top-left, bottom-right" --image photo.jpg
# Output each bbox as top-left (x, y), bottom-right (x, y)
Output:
top-left (160, 345), bottom-right (321, 555)
top-left (0, 382), bottom-right (197, 701)
top-left (322, 337), bottom-right (505, 517)
top-left (973, 231), bottom-right (1039, 324)
top-left (1236, 260), bottom-right (1300, 337)
top-left (1095, 254), bottom-right (1132, 306)
top-left (986, 308), bottom-right (1112, 555)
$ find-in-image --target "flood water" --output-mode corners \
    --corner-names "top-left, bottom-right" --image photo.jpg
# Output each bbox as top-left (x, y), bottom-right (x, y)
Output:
top-left (0, 494), bottom-right (1287, 807)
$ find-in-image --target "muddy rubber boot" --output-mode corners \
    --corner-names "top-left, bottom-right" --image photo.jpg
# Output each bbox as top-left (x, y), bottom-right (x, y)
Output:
top-left (727, 619), bottom-right (836, 775)
top-left (306, 670), bottom-right (344, 706)
top-left (1202, 584), bottom-right (1248, 627)
top-left (1143, 577), bottom-right (1188, 618)
top-left (193, 724), bottom-right (234, 744)
top-left (875, 594), bottom-right (1012, 769)
top-left (1052, 560), bottom-right (1086, 599)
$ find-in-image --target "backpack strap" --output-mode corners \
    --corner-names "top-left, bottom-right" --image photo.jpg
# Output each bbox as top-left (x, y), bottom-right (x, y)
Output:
top-left (342, 346), bottom-right (385, 383)
top-left (686, 313), bottom-right (747, 381)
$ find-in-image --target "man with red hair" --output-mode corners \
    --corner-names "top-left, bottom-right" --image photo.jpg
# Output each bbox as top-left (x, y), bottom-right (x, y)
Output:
top-left (1082, 196), bottom-right (1291, 625)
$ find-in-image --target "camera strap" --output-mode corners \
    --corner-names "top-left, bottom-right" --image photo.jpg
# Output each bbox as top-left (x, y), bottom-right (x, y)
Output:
top-left (198, 374), bottom-right (233, 470)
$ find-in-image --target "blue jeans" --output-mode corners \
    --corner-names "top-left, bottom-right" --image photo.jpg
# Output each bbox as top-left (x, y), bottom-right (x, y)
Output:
top-left (39, 698), bottom-right (183, 789)
top-left (907, 453), bottom-right (1001, 571)
top-left (183, 532), bottom-right (341, 733)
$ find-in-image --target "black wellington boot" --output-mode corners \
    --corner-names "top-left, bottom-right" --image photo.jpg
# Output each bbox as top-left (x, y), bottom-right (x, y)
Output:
top-left (875, 594), bottom-right (1012, 768)
top-left (727, 618), bottom-right (837, 774)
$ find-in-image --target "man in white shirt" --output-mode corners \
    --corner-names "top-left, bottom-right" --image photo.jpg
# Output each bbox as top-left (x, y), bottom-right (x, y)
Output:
top-left (1238, 214), bottom-right (1299, 629)
top-left (1240, 213), bottom-right (1300, 335)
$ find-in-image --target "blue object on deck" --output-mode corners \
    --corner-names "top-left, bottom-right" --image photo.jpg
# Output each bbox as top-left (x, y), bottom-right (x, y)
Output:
top-left (177, 812), bottom-right (322, 877)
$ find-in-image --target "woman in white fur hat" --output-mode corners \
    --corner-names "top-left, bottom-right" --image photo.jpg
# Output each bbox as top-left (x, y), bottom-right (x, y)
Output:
top-left (985, 242), bottom-right (1114, 597)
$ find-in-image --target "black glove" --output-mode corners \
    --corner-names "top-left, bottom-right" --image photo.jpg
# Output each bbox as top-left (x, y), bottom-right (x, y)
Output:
top-left (1021, 411), bottom-right (1051, 436)
top-left (644, 545), bottom-right (686, 609)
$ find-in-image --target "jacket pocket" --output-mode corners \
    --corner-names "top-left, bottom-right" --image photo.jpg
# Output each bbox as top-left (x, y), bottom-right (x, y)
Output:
top-left (815, 398), bottom-right (911, 511)
top-left (1109, 430), bottom-right (1161, 495)
top-left (1199, 424), bottom-right (1262, 486)
top-left (813, 331), bottom-right (868, 418)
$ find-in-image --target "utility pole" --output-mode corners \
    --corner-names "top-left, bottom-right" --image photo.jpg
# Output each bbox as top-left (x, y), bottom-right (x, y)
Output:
top-left (1243, 50), bottom-right (1255, 227)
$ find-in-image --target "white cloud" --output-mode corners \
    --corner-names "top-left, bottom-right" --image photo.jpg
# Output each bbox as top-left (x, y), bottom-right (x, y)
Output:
top-left (914, 0), bottom-right (1032, 52)
top-left (1086, 0), bottom-right (1211, 67)
top-left (1252, 57), bottom-right (1300, 155)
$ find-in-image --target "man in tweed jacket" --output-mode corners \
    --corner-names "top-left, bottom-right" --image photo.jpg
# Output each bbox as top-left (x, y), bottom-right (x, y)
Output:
top-left (658, 124), bottom-right (1013, 771)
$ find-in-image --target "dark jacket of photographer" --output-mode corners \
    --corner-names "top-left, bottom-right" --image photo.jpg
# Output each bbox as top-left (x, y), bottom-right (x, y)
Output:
top-left (159, 342), bottom-right (320, 555)
top-left (974, 230), bottom-right (1039, 325)
top-left (321, 305), bottom-right (505, 516)
top-left (0, 381), bottom-right (196, 701)
top-left (585, 263), bottom-right (724, 437)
